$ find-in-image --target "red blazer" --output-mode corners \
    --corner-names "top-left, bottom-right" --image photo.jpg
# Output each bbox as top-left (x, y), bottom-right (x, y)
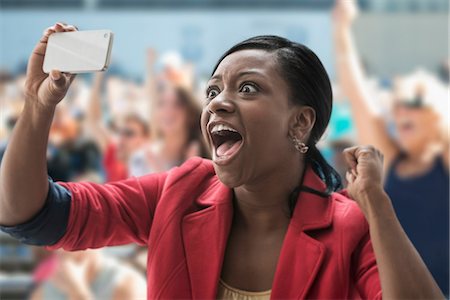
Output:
top-left (48, 157), bottom-right (382, 299)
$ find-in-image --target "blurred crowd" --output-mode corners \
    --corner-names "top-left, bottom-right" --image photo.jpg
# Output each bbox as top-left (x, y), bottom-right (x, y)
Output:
top-left (0, 0), bottom-right (449, 299)
top-left (0, 48), bottom-right (209, 183)
top-left (0, 47), bottom-right (212, 299)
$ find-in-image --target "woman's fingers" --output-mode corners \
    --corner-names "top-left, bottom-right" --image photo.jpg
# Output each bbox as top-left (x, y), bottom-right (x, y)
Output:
top-left (54, 23), bottom-right (65, 32)
top-left (346, 170), bottom-right (355, 184)
top-left (343, 146), bottom-right (359, 172)
top-left (32, 27), bottom-right (55, 57)
top-left (30, 23), bottom-right (78, 72)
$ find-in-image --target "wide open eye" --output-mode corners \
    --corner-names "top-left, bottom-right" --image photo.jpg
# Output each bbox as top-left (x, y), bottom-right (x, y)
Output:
top-left (206, 86), bottom-right (220, 99)
top-left (239, 83), bottom-right (259, 93)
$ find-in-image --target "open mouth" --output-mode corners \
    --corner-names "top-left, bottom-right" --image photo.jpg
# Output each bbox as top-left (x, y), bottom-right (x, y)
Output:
top-left (210, 123), bottom-right (243, 163)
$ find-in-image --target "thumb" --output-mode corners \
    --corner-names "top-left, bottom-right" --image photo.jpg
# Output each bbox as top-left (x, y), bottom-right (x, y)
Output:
top-left (41, 69), bottom-right (70, 102)
top-left (49, 70), bottom-right (67, 89)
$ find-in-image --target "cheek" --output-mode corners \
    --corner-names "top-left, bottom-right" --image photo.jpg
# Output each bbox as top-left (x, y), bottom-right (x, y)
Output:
top-left (175, 108), bottom-right (188, 125)
top-left (154, 109), bottom-right (164, 123)
top-left (243, 103), bottom-right (289, 151)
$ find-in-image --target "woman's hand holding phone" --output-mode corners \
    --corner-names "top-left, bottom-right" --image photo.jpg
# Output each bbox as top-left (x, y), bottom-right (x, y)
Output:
top-left (25, 22), bottom-right (77, 109)
top-left (0, 23), bottom-right (80, 226)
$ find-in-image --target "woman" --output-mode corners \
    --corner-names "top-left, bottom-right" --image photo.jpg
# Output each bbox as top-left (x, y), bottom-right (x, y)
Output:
top-left (86, 72), bottom-right (150, 182)
top-left (333, 0), bottom-right (449, 294)
top-left (0, 23), bottom-right (443, 299)
top-left (130, 49), bottom-right (209, 176)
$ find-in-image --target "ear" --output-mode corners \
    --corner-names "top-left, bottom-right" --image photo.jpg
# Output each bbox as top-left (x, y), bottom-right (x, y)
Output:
top-left (288, 106), bottom-right (316, 142)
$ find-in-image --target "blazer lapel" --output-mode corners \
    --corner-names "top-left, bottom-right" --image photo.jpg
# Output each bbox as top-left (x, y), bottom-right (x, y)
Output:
top-left (182, 179), bottom-right (234, 299)
top-left (271, 165), bottom-right (334, 299)
top-left (181, 165), bottom-right (334, 299)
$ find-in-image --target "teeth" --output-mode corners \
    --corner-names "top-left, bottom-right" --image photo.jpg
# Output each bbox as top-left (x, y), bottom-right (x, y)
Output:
top-left (211, 124), bottom-right (238, 134)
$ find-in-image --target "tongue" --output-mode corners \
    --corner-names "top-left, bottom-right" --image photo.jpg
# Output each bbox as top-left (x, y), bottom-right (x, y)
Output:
top-left (217, 140), bottom-right (242, 157)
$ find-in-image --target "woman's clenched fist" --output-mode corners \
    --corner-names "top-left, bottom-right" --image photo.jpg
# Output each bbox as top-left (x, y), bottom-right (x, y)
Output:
top-left (343, 145), bottom-right (386, 217)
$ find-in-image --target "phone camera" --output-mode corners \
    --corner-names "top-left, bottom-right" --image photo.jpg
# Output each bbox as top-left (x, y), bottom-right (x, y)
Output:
top-left (104, 33), bottom-right (108, 38)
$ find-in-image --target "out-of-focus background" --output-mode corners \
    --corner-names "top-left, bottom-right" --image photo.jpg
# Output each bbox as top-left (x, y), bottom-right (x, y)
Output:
top-left (0, 0), bottom-right (449, 299)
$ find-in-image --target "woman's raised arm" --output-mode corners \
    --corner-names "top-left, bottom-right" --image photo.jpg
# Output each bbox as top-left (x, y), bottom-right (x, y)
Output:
top-left (344, 145), bottom-right (444, 299)
top-left (85, 71), bottom-right (110, 153)
top-left (0, 23), bottom-right (76, 226)
top-left (333, 0), bottom-right (399, 169)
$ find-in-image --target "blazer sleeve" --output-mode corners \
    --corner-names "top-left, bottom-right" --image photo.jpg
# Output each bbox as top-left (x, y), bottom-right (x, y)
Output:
top-left (0, 178), bottom-right (71, 246)
top-left (46, 171), bottom-right (167, 251)
top-left (352, 232), bottom-right (383, 299)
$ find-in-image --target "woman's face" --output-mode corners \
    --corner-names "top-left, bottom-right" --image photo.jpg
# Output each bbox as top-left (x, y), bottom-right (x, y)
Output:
top-left (201, 49), bottom-right (301, 188)
top-left (154, 87), bottom-right (188, 136)
top-left (116, 119), bottom-right (147, 161)
top-left (393, 103), bottom-right (439, 152)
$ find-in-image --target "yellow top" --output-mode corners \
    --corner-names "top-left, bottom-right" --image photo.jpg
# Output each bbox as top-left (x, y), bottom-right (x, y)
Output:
top-left (216, 278), bottom-right (271, 300)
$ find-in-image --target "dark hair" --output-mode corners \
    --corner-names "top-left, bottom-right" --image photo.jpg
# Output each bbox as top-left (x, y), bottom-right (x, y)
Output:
top-left (212, 35), bottom-right (343, 214)
top-left (174, 87), bottom-right (210, 160)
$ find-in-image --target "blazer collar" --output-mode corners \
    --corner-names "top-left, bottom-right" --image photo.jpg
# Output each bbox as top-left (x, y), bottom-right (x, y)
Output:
top-left (181, 164), bottom-right (334, 299)
top-left (291, 165), bottom-right (334, 232)
top-left (182, 180), bottom-right (233, 299)
top-left (270, 165), bottom-right (334, 299)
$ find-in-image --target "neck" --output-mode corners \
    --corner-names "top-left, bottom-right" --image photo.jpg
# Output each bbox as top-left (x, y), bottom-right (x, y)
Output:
top-left (405, 141), bottom-right (442, 164)
top-left (233, 156), bottom-right (305, 233)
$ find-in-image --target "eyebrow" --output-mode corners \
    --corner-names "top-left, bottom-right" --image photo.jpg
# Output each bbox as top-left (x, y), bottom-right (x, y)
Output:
top-left (208, 69), bottom-right (268, 83)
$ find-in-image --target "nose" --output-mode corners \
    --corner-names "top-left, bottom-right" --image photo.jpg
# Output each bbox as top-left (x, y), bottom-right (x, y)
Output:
top-left (207, 93), bottom-right (235, 115)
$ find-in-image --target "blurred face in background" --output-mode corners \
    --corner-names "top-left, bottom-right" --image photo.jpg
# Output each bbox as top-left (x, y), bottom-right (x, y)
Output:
top-left (392, 74), bottom-right (443, 153)
top-left (116, 118), bottom-right (148, 161)
top-left (153, 86), bottom-right (189, 138)
top-left (392, 99), bottom-right (440, 153)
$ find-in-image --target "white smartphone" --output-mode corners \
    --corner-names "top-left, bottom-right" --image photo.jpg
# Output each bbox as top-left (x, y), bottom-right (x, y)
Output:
top-left (43, 30), bottom-right (114, 74)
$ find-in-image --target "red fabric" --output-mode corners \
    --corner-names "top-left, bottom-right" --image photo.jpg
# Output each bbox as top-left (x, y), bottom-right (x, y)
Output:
top-left (47, 157), bottom-right (382, 299)
top-left (32, 254), bottom-right (57, 283)
top-left (102, 143), bottom-right (128, 182)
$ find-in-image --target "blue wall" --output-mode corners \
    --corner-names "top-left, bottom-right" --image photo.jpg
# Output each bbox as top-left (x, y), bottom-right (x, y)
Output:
top-left (0, 10), bottom-right (333, 79)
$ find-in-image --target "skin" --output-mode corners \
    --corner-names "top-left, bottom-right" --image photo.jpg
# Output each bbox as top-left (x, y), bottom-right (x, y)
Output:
top-left (0, 22), bottom-right (444, 298)
top-left (30, 250), bottom-right (146, 300)
top-left (146, 51), bottom-right (200, 168)
top-left (86, 72), bottom-right (148, 162)
top-left (201, 49), bottom-right (315, 291)
top-left (154, 87), bottom-right (189, 141)
top-left (333, 0), bottom-right (449, 175)
top-left (115, 119), bottom-right (148, 161)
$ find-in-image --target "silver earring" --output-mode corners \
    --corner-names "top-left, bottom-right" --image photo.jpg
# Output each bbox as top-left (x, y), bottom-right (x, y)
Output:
top-left (291, 136), bottom-right (309, 154)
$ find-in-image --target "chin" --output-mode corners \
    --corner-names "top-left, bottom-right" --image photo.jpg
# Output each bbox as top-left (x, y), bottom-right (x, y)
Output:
top-left (213, 164), bottom-right (243, 188)
top-left (399, 138), bottom-right (423, 154)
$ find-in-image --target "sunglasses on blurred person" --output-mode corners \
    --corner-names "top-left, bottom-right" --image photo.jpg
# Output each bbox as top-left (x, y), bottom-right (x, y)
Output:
top-left (117, 128), bottom-right (138, 138)
top-left (394, 94), bottom-right (426, 110)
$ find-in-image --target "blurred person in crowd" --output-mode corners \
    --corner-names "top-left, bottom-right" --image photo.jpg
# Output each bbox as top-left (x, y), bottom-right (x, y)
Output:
top-left (29, 249), bottom-right (146, 300)
top-left (0, 22), bottom-right (444, 299)
top-left (0, 71), bottom-right (25, 157)
top-left (159, 50), bottom-right (194, 89)
top-left (86, 72), bottom-right (150, 181)
top-left (29, 173), bottom-right (143, 299)
top-left (0, 73), bottom-right (101, 182)
top-left (125, 49), bottom-right (209, 273)
top-left (330, 138), bottom-right (355, 186)
top-left (128, 49), bottom-right (208, 176)
top-left (0, 115), bottom-right (19, 162)
top-left (47, 103), bottom-right (102, 182)
top-left (334, 0), bottom-right (449, 295)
